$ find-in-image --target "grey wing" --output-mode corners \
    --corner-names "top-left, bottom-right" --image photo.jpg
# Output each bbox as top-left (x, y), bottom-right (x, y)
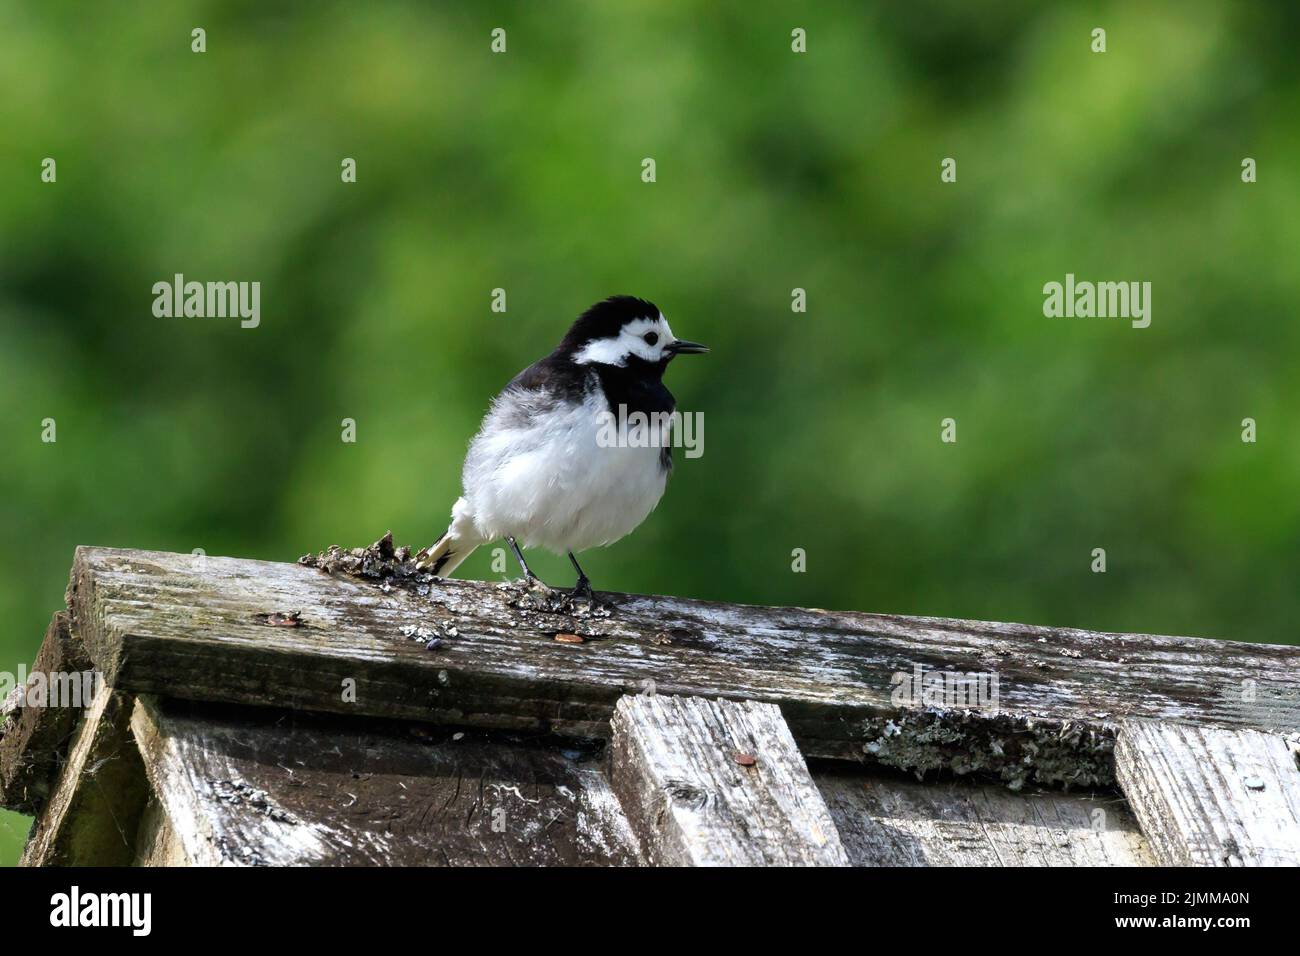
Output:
top-left (462, 356), bottom-right (595, 489)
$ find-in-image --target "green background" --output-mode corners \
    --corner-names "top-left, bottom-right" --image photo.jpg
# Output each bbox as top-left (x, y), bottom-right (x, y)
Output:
top-left (2, 1), bottom-right (1297, 864)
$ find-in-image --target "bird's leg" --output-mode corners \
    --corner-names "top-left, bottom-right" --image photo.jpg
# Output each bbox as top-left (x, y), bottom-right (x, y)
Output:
top-left (506, 536), bottom-right (549, 591)
top-left (567, 551), bottom-right (596, 602)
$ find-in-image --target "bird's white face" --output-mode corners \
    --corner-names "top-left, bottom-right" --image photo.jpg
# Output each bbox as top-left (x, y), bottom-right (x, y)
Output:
top-left (572, 314), bottom-right (676, 367)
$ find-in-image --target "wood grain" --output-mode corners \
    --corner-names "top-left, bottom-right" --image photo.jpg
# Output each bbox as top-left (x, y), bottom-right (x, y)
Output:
top-left (817, 767), bottom-right (1154, 866)
top-left (610, 694), bottom-right (849, 865)
top-left (129, 695), bottom-right (642, 866)
top-left (66, 546), bottom-right (1300, 788)
top-left (1114, 719), bottom-right (1300, 866)
top-left (0, 612), bottom-right (94, 814)
top-left (19, 682), bottom-right (147, 866)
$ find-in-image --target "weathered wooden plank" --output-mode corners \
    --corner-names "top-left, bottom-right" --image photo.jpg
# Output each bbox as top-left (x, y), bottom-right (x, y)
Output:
top-left (816, 767), bottom-right (1154, 866)
top-left (610, 694), bottom-right (848, 865)
top-left (1114, 720), bottom-right (1300, 866)
top-left (129, 695), bottom-right (642, 866)
top-left (66, 546), bottom-right (1300, 788)
top-left (19, 682), bottom-right (148, 866)
top-left (131, 795), bottom-right (188, 866)
top-left (0, 612), bottom-right (95, 814)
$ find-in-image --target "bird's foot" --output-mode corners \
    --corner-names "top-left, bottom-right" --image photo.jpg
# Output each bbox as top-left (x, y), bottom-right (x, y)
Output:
top-left (512, 573), bottom-right (559, 611)
top-left (569, 576), bottom-right (613, 614)
top-left (572, 575), bottom-right (596, 603)
top-left (522, 573), bottom-right (553, 594)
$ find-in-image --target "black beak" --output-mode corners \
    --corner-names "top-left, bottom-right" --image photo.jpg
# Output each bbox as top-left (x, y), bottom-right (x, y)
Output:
top-left (666, 339), bottom-right (709, 356)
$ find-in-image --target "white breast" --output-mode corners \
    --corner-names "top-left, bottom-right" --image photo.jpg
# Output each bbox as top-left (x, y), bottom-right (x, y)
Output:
top-left (462, 388), bottom-right (670, 554)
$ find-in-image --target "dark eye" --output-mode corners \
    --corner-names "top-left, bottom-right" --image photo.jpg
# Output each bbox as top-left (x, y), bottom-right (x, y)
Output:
top-left (643, 332), bottom-right (658, 346)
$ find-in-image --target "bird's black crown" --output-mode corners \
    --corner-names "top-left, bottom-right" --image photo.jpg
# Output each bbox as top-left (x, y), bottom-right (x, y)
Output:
top-left (558, 295), bottom-right (660, 354)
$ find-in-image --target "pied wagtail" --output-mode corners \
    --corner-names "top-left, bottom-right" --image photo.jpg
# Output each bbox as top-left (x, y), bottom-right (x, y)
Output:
top-left (417, 296), bottom-right (708, 600)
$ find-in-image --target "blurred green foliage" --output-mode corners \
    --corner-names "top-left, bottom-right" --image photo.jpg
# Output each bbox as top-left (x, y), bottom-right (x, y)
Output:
top-left (2, 1), bottom-right (1298, 864)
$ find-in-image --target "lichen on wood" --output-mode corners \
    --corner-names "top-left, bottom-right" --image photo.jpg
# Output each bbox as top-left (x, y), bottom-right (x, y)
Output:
top-left (299, 531), bottom-right (415, 580)
top-left (859, 708), bottom-right (1117, 790)
top-left (61, 543), bottom-right (1300, 792)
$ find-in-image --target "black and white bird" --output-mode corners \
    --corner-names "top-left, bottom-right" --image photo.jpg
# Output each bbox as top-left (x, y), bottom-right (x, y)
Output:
top-left (417, 295), bottom-right (708, 600)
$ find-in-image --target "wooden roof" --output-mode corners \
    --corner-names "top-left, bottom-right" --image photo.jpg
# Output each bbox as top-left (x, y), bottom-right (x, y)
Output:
top-left (3, 543), bottom-right (1298, 866)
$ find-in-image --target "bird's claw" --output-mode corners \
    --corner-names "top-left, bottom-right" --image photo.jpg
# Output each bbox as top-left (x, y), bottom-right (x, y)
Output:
top-left (570, 577), bottom-right (613, 613)
top-left (522, 574), bottom-right (553, 594)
